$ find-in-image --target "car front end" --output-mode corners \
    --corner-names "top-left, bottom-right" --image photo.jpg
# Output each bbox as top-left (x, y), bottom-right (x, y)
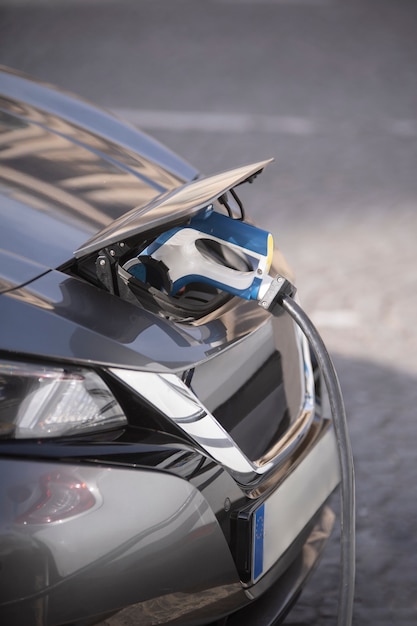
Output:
top-left (0, 67), bottom-right (340, 626)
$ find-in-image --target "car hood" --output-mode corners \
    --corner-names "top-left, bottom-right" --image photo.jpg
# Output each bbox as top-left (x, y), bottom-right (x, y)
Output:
top-left (0, 67), bottom-right (198, 291)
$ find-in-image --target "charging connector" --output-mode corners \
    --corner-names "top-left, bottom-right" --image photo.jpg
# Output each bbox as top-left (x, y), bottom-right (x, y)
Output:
top-left (258, 274), bottom-right (297, 310)
top-left (259, 274), bottom-right (356, 626)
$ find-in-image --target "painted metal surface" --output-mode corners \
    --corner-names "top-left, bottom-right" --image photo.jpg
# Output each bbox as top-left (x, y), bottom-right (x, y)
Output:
top-left (0, 68), bottom-right (196, 284)
top-left (0, 67), bottom-right (197, 182)
top-left (0, 248), bottom-right (49, 293)
top-left (0, 459), bottom-right (241, 625)
top-left (0, 263), bottom-right (291, 372)
top-left (75, 159), bottom-right (273, 258)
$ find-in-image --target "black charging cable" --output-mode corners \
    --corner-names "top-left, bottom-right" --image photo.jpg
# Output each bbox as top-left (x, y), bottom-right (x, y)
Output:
top-left (259, 276), bottom-right (355, 626)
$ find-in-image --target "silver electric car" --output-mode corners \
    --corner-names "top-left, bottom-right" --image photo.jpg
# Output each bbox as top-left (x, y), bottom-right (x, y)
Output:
top-left (0, 67), bottom-right (340, 626)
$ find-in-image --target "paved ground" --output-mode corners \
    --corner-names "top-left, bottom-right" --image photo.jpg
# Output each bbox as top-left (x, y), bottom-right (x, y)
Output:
top-left (1, 1), bottom-right (416, 624)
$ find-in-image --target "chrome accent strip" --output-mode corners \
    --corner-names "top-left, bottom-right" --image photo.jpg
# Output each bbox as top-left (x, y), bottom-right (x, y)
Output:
top-left (109, 329), bottom-right (315, 488)
top-left (256, 331), bottom-right (315, 466)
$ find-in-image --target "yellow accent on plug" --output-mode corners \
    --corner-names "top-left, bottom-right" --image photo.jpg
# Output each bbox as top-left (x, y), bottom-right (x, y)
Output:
top-left (266, 233), bottom-right (274, 272)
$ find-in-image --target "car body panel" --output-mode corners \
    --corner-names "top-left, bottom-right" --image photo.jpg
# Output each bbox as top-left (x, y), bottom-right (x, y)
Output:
top-left (0, 458), bottom-right (243, 625)
top-left (0, 248), bottom-right (49, 293)
top-left (0, 66), bottom-right (197, 183)
top-left (74, 159), bottom-right (273, 258)
top-left (0, 267), bottom-right (277, 371)
top-left (0, 67), bottom-right (197, 286)
top-left (0, 450), bottom-right (337, 626)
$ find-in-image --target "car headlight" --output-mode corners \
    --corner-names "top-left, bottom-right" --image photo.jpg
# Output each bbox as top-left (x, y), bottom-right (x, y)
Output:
top-left (0, 359), bottom-right (127, 438)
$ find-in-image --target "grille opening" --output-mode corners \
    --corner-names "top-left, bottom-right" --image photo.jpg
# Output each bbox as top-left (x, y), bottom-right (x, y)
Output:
top-left (213, 352), bottom-right (290, 460)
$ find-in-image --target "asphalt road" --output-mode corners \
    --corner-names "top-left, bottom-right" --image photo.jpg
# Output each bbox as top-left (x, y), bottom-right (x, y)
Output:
top-left (1, 1), bottom-right (416, 624)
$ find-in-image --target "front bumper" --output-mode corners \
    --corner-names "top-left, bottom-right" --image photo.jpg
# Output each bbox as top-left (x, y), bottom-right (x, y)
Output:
top-left (232, 425), bottom-right (339, 586)
top-left (222, 505), bottom-right (336, 626)
top-left (0, 417), bottom-right (339, 626)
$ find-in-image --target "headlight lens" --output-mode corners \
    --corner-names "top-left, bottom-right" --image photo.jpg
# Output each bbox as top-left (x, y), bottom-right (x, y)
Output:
top-left (0, 360), bottom-right (127, 438)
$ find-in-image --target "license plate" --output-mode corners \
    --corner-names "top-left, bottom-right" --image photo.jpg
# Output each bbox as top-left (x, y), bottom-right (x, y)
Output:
top-left (234, 427), bottom-right (340, 584)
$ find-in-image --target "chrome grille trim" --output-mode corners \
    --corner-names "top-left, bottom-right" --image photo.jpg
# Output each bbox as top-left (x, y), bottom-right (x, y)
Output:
top-left (109, 328), bottom-right (315, 488)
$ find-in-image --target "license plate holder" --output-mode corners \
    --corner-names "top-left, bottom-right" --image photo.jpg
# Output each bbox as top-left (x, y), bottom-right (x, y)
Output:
top-left (232, 428), bottom-right (340, 584)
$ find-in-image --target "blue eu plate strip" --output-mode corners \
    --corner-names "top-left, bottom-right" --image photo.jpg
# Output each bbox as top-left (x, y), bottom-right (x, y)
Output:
top-left (253, 503), bottom-right (265, 581)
